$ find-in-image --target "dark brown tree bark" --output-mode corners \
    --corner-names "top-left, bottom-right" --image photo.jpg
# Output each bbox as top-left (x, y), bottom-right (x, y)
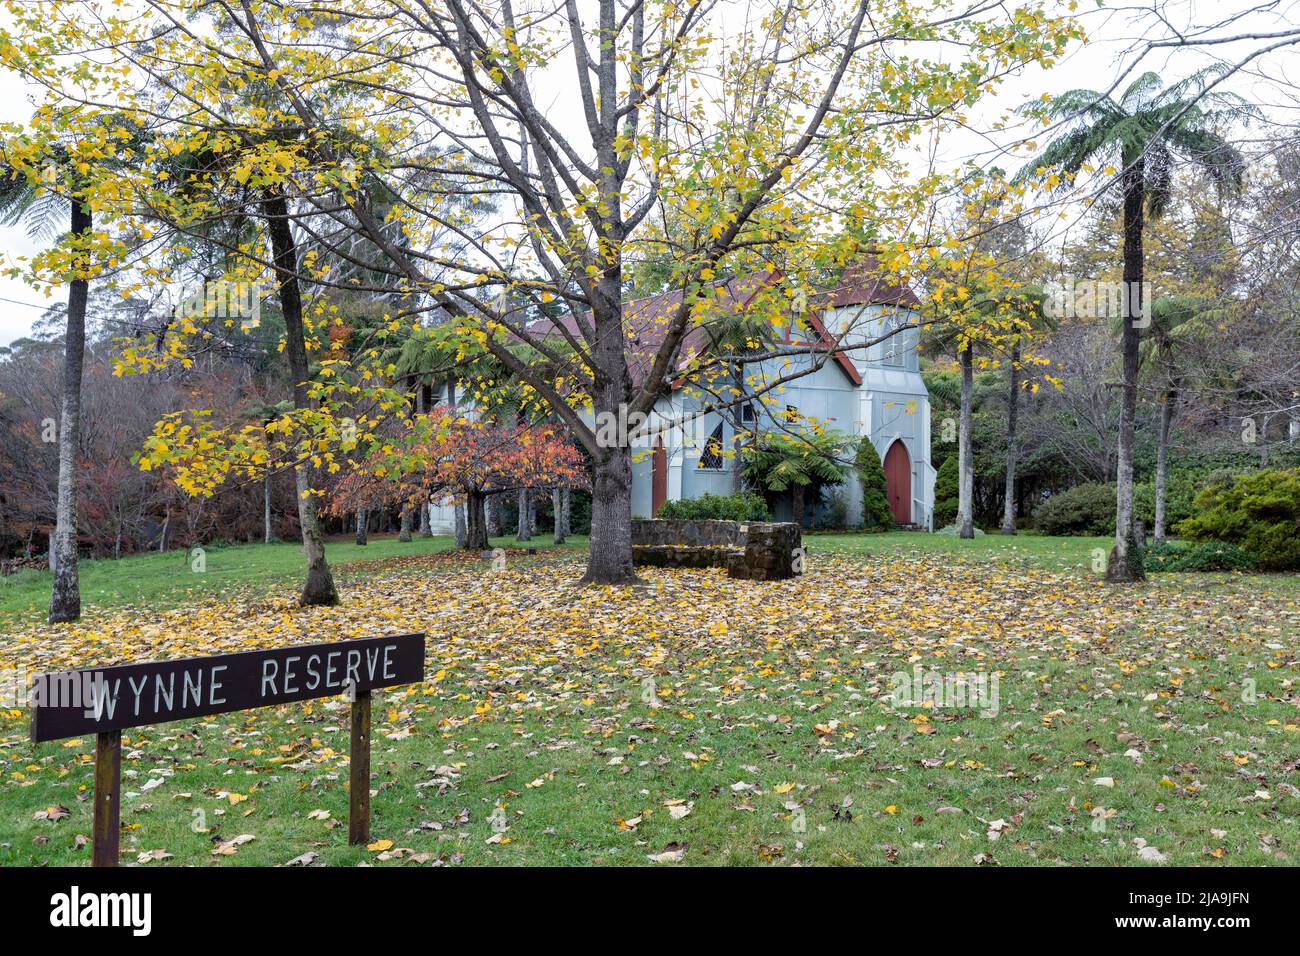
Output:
top-left (464, 490), bottom-right (488, 550)
top-left (48, 200), bottom-right (92, 624)
top-left (264, 188), bottom-right (339, 605)
top-left (791, 484), bottom-right (806, 529)
top-left (1107, 161), bottom-right (1147, 582)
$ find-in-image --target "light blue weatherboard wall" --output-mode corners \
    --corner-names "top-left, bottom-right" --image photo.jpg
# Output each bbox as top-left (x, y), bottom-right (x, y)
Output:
top-left (630, 302), bottom-right (935, 528)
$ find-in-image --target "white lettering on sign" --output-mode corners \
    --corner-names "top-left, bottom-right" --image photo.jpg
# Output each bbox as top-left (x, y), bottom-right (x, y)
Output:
top-left (32, 634), bottom-right (424, 743)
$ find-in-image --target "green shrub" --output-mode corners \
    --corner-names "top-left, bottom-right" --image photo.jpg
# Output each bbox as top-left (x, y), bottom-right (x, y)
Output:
top-left (933, 456), bottom-right (959, 529)
top-left (1134, 475), bottom-right (1198, 529)
top-left (1145, 540), bottom-right (1258, 573)
top-left (656, 492), bottom-right (770, 522)
top-left (855, 439), bottom-right (893, 531)
top-left (1033, 483), bottom-right (1116, 536)
top-left (1175, 468), bottom-right (1300, 570)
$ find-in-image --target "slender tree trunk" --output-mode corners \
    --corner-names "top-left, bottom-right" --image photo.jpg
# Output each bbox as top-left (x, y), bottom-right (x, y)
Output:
top-left (1000, 341), bottom-right (1020, 535)
top-left (1153, 384), bottom-right (1176, 545)
top-left (562, 487), bottom-right (572, 539)
top-left (958, 343), bottom-right (975, 540)
top-left (398, 507), bottom-right (412, 542)
top-left (792, 484), bottom-right (806, 529)
top-left (527, 491), bottom-right (537, 536)
top-left (48, 201), bottom-right (91, 623)
top-left (355, 508), bottom-right (368, 546)
top-left (485, 492), bottom-right (500, 538)
top-left (265, 188), bottom-right (338, 605)
top-left (419, 500), bottom-right (431, 536)
top-left (464, 490), bottom-right (488, 550)
top-left (454, 502), bottom-right (467, 548)
top-left (1107, 162), bottom-right (1146, 582)
top-left (516, 488), bottom-right (532, 541)
top-left (552, 488), bottom-right (567, 544)
top-left (263, 470), bottom-right (274, 544)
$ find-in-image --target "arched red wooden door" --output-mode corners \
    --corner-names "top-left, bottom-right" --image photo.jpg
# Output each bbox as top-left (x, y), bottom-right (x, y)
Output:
top-left (651, 440), bottom-right (667, 516)
top-left (883, 440), bottom-right (911, 525)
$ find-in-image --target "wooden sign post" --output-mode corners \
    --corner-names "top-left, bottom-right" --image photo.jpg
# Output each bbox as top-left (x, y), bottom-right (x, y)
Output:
top-left (30, 632), bottom-right (425, 866)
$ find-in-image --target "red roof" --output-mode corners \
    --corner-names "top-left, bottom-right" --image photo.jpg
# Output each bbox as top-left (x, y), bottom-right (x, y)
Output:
top-left (829, 253), bottom-right (922, 309)
top-left (527, 258), bottom-right (917, 391)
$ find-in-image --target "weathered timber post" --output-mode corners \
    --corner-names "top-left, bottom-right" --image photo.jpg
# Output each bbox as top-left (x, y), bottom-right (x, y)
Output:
top-left (349, 689), bottom-right (372, 845)
top-left (92, 729), bottom-right (121, 867)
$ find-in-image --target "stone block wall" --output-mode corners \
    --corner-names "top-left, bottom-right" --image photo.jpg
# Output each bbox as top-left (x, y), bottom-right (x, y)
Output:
top-left (630, 519), bottom-right (801, 580)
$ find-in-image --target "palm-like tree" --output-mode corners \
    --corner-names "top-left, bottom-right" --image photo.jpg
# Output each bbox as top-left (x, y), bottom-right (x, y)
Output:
top-left (0, 161), bottom-right (92, 622)
top-left (741, 427), bottom-right (850, 528)
top-left (1021, 69), bottom-right (1256, 580)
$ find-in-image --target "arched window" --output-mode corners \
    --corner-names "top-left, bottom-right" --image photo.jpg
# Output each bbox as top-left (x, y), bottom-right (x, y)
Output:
top-left (698, 421), bottom-right (725, 469)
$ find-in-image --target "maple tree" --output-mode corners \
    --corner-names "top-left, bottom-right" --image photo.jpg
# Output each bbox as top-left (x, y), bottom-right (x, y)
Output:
top-left (327, 407), bottom-right (586, 551)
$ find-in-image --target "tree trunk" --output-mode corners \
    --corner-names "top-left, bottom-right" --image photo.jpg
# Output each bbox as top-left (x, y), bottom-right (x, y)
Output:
top-left (48, 200), bottom-right (91, 623)
top-left (264, 188), bottom-right (338, 605)
top-left (1107, 162), bottom-right (1146, 582)
top-left (1153, 384), bottom-right (1176, 545)
top-left (263, 470), bottom-right (274, 544)
top-left (398, 508), bottom-right (412, 542)
top-left (419, 500), bottom-right (431, 537)
top-left (464, 491), bottom-right (488, 550)
top-left (1000, 341), bottom-right (1020, 535)
top-left (454, 502), bottom-right (467, 548)
top-left (552, 488), bottom-right (567, 545)
top-left (516, 488), bottom-right (532, 541)
top-left (580, 269), bottom-right (638, 584)
top-left (355, 508), bottom-right (368, 546)
top-left (562, 487), bottom-right (572, 539)
top-left (486, 492), bottom-right (500, 538)
top-left (792, 484), bottom-right (806, 529)
top-left (958, 343), bottom-right (975, 540)
top-left (582, 445), bottom-right (637, 583)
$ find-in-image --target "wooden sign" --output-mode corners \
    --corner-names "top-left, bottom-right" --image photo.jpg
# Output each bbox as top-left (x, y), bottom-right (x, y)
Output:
top-left (29, 633), bottom-right (425, 866)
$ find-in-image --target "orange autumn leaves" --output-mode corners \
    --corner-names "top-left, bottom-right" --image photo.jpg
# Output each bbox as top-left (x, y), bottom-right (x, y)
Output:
top-left (325, 406), bottom-right (587, 516)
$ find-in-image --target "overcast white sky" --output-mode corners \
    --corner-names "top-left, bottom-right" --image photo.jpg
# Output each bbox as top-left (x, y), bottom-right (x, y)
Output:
top-left (1, 0), bottom-right (1297, 347)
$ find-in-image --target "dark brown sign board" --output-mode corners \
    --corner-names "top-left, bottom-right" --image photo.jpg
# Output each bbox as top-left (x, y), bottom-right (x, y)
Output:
top-left (31, 632), bottom-right (425, 742)
top-left (28, 632), bottom-right (425, 865)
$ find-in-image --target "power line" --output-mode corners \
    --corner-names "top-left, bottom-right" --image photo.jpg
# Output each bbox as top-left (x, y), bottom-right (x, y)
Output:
top-left (0, 294), bottom-right (54, 312)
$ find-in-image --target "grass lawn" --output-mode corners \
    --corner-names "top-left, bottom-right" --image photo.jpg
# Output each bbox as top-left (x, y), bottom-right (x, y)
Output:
top-left (809, 529), bottom-right (1115, 572)
top-left (0, 533), bottom-right (1296, 867)
top-left (0, 533), bottom-right (587, 622)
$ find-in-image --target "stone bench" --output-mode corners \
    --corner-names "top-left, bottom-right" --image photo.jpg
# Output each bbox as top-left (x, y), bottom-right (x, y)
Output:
top-left (630, 519), bottom-right (801, 580)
